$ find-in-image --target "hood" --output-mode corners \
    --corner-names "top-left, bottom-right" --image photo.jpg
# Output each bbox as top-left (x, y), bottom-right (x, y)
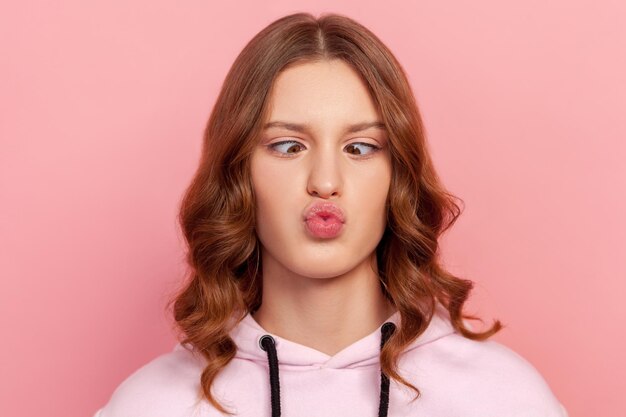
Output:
top-left (226, 302), bottom-right (456, 417)
top-left (229, 301), bottom-right (456, 371)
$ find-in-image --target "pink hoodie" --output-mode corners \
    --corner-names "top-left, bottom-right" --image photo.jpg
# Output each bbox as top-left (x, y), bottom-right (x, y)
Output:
top-left (93, 303), bottom-right (568, 416)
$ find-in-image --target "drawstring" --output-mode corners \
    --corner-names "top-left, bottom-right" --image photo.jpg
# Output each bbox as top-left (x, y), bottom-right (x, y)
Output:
top-left (259, 333), bottom-right (282, 417)
top-left (259, 321), bottom-right (397, 417)
top-left (378, 322), bottom-right (396, 417)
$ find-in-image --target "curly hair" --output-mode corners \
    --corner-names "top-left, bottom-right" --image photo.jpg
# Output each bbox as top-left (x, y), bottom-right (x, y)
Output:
top-left (165, 11), bottom-right (503, 415)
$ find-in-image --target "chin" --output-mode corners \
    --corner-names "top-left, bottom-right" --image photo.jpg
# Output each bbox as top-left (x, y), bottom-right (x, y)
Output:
top-left (282, 259), bottom-right (359, 280)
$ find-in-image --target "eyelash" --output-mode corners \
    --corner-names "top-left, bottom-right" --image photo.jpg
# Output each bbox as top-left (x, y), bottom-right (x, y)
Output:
top-left (266, 140), bottom-right (382, 159)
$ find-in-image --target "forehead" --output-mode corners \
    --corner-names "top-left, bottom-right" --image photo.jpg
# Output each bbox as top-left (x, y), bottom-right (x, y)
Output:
top-left (265, 60), bottom-right (381, 130)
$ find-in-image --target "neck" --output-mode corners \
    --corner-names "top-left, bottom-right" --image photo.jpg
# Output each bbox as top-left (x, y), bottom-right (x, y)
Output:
top-left (250, 253), bottom-right (397, 356)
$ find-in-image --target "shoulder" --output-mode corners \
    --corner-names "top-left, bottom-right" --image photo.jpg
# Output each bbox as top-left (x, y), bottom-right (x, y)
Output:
top-left (93, 343), bottom-right (209, 417)
top-left (400, 333), bottom-right (568, 416)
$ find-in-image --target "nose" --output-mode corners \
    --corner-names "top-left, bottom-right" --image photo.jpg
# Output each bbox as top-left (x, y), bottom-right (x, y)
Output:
top-left (306, 146), bottom-right (343, 199)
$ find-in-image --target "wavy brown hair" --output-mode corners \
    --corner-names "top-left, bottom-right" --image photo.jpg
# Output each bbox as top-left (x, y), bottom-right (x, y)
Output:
top-left (165, 11), bottom-right (503, 415)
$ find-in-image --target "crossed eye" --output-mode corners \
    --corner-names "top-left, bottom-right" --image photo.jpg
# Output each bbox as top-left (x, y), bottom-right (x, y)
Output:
top-left (269, 140), bottom-right (380, 156)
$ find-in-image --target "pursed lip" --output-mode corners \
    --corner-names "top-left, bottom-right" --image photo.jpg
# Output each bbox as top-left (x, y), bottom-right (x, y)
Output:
top-left (303, 201), bottom-right (346, 223)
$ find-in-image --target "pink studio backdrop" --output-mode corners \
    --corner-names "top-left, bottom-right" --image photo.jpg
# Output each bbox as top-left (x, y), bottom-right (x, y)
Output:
top-left (1, 1), bottom-right (624, 416)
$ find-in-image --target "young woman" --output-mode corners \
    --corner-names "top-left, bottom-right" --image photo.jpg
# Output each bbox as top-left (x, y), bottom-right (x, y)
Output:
top-left (94, 12), bottom-right (568, 417)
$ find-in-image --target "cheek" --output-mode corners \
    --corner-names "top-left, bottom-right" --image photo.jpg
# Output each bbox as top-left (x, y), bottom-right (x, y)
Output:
top-left (358, 161), bottom-right (391, 199)
top-left (354, 163), bottom-right (391, 226)
top-left (251, 157), bottom-right (297, 240)
top-left (251, 154), bottom-right (281, 204)
top-left (253, 167), bottom-right (291, 198)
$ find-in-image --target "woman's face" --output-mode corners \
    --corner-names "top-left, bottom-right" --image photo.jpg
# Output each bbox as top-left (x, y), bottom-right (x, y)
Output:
top-left (250, 59), bottom-right (392, 279)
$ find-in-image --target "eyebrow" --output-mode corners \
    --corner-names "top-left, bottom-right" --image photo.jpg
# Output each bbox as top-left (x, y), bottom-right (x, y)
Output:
top-left (263, 120), bottom-right (387, 134)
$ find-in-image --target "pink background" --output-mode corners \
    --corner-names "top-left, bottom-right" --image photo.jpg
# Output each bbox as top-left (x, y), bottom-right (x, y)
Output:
top-left (1, 1), bottom-right (624, 416)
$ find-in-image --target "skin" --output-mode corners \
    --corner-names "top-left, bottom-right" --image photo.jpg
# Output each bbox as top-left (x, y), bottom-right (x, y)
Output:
top-left (250, 59), bottom-right (397, 356)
